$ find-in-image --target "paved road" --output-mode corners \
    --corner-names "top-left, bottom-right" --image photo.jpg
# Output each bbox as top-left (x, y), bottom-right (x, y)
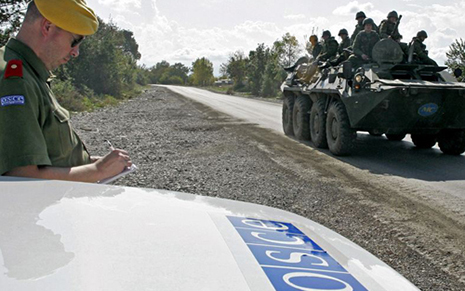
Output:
top-left (164, 85), bottom-right (465, 285)
top-left (165, 85), bottom-right (465, 212)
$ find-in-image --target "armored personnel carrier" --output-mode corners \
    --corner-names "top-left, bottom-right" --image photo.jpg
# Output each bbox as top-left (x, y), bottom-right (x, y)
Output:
top-left (282, 39), bottom-right (465, 156)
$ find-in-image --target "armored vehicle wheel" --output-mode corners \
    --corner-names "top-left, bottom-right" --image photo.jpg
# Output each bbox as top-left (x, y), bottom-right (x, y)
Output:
top-left (310, 98), bottom-right (328, 148)
top-left (326, 101), bottom-right (356, 156)
top-left (411, 134), bottom-right (437, 149)
top-left (292, 96), bottom-right (311, 140)
top-left (282, 95), bottom-right (295, 136)
top-left (385, 134), bottom-right (406, 141)
top-left (438, 129), bottom-right (465, 155)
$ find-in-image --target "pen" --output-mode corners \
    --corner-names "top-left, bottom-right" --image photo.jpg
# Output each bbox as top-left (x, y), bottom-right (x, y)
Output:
top-left (105, 139), bottom-right (115, 151)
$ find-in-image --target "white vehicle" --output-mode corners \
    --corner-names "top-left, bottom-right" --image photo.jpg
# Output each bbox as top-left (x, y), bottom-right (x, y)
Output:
top-left (0, 177), bottom-right (419, 291)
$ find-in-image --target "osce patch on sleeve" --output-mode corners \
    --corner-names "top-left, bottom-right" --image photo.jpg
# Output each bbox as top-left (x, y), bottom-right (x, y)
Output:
top-left (1, 95), bottom-right (26, 107)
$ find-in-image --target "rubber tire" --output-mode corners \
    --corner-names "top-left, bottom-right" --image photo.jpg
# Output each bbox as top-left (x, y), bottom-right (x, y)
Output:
top-left (292, 96), bottom-right (311, 140)
top-left (282, 95), bottom-right (295, 136)
top-left (385, 133), bottom-right (406, 141)
top-left (411, 134), bottom-right (437, 149)
top-left (310, 98), bottom-right (328, 148)
top-left (326, 101), bottom-right (356, 156)
top-left (438, 129), bottom-right (465, 155)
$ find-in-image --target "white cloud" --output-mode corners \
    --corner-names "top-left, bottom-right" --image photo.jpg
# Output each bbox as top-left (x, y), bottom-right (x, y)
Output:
top-left (332, 1), bottom-right (375, 16)
top-left (90, 0), bottom-right (465, 72)
top-left (98, 0), bottom-right (141, 12)
top-left (284, 14), bottom-right (306, 20)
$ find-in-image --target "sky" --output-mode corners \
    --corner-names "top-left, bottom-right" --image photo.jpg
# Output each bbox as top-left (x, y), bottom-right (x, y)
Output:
top-left (87, 0), bottom-right (465, 75)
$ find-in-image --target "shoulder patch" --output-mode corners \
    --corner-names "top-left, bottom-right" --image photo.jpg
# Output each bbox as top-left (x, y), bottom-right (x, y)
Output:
top-left (4, 60), bottom-right (23, 79)
top-left (1, 95), bottom-right (25, 107)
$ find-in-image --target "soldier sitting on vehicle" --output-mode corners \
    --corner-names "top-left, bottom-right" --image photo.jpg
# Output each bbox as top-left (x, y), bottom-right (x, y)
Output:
top-left (307, 34), bottom-right (323, 60)
top-left (347, 18), bottom-right (380, 68)
top-left (350, 11), bottom-right (378, 45)
top-left (316, 30), bottom-right (338, 63)
top-left (379, 11), bottom-right (401, 39)
top-left (409, 30), bottom-right (438, 66)
top-left (330, 29), bottom-right (351, 66)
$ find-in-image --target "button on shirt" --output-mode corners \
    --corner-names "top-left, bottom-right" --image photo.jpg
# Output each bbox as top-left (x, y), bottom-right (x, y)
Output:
top-left (0, 39), bottom-right (91, 175)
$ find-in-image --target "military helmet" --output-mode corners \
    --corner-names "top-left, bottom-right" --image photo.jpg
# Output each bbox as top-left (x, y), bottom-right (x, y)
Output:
top-left (362, 18), bottom-right (375, 27)
top-left (387, 10), bottom-right (398, 19)
top-left (355, 11), bottom-right (366, 20)
top-left (417, 30), bottom-right (428, 38)
top-left (322, 30), bottom-right (331, 38)
top-left (338, 29), bottom-right (349, 36)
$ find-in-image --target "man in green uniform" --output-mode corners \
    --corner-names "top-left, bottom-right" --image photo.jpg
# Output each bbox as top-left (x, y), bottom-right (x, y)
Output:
top-left (316, 30), bottom-right (338, 62)
top-left (379, 10), bottom-right (401, 39)
top-left (348, 18), bottom-right (380, 68)
top-left (307, 35), bottom-right (322, 60)
top-left (350, 11), bottom-right (366, 45)
top-left (0, 0), bottom-right (132, 182)
top-left (409, 30), bottom-right (438, 66)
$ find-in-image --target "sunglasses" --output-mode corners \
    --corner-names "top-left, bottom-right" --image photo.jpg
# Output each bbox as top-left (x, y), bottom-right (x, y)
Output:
top-left (71, 35), bottom-right (85, 48)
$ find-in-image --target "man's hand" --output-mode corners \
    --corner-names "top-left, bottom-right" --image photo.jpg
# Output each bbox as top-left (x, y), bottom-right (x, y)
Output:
top-left (4, 149), bottom-right (132, 183)
top-left (94, 149), bottom-right (132, 181)
top-left (362, 54), bottom-right (370, 61)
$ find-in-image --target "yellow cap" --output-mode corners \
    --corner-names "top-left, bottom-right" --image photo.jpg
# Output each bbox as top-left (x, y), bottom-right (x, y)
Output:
top-left (34, 0), bottom-right (99, 36)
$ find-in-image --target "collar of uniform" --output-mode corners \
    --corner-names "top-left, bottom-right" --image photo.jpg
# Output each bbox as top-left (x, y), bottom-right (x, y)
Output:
top-left (6, 38), bottom-right (51, 82)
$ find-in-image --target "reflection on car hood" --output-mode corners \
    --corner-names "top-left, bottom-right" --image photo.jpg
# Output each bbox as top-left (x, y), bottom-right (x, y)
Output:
top-left (0, 178), bottom-right (419, 291)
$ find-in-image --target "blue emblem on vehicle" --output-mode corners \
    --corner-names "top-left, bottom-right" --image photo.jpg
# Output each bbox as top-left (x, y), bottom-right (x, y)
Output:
top-left (1, 95), bottom-right (25, 107)
top-left (418, 103), bottom-right (438, 117)
top-left (228, 216), bottom-right (368, 291)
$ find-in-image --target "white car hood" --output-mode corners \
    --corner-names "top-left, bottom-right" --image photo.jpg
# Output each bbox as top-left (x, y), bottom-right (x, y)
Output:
top-left (0, 179), bottom-right (418, 291)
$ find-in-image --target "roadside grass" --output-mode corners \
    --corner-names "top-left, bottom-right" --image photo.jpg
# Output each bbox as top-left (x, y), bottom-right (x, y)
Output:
top-left (54, 79), bottom-right (148, 113)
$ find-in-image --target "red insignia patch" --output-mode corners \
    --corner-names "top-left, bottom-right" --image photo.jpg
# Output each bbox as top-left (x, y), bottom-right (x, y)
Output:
top-left (4, 60), bottom-right (23, 79)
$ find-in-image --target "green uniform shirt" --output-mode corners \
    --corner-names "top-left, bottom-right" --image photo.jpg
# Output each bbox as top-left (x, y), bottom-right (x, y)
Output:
top-left (379, 20), bottom-right (399, 39)
top-left (353, 31), bottom-right (380, 59)
top-left (338, 37), bottom-right (351, 55)
top-left (0, 39), bottom-right (91, 175)
top-left (410, 38), bottom-right (437, 66)
top-left (350, 24), bottom-right (364, 45)
top-left (317, 37), bottom-right (338, 61)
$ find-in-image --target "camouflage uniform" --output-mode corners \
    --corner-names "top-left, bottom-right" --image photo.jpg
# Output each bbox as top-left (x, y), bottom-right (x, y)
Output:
top-left (317, 37), bottom-right (338, 62)
top-left (409, 37), bottom-right (438, 66)
top-left (350, 24), bottom-right (364, 45)
top-left (348, 30), bottom-right (380, 67)
top-left (311, 43), bottom-right (323, 60)
top-left (338, 37), bottom-right (351, 56)
top-left (379, 20), bottom-right (399, 39)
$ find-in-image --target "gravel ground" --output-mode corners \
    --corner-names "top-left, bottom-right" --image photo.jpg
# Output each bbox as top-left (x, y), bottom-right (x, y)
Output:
top-left (72, 86), bottom-right (465, 291)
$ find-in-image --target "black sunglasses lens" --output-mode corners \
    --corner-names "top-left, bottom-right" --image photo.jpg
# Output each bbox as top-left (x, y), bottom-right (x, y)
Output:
top-left (71, 36), bottom-right (84, 48)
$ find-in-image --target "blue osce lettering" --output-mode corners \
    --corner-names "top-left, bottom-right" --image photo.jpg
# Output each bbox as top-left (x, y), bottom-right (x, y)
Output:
top-left (1, 95), bottom-right (25, 107)
top-left (228, 216), bottom-right (368, 291)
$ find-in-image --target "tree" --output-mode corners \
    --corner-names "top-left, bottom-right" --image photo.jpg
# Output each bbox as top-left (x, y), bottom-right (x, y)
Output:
top-left (159, 63), bottom-right (189, 84)
top-left (57, 18), bottom-right (144, 97)
top-left (446, 38), bottom-right (465, 82)
top-left (121, 30), bottom-right (142, 60)
top-left (247, 43), bottom-right (270, 96)
top-left (0, 0), bottom-right (27, 46)
top-left (273, 32), bottom-right (302, 68)
top-left (261, 55), bottom-right (284, 97)
top-left (222, 51), bottom-right (247, 90)
top-left (191, 57), bottom-right (214, 86)
top-left (148, 61), bottom-right (171, 83)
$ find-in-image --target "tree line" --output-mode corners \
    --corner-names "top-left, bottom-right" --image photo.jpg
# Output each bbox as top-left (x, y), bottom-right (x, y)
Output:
top-left (149, 33), bottom-right (302, 98)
